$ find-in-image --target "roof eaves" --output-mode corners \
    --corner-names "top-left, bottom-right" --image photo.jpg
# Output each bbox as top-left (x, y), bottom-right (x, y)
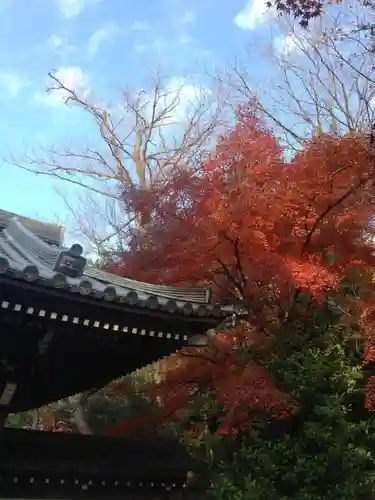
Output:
top-left (0, 216), bottom-right (231, 319)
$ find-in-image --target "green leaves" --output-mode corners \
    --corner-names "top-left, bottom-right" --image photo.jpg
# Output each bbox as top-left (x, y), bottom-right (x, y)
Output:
top-left (183, 284), bottom-right (375, 499)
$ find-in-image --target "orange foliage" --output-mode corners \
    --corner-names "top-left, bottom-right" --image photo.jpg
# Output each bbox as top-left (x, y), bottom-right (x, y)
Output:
top-left (109, 110), bottom-right (375, 302)
top-left (106, 104), bottom-right (375, 435)
top-left (107, 324), bottom-right (297, 437)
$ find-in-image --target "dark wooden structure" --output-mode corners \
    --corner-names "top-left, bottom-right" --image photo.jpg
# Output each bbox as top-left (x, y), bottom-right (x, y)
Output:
top-left (0, 215), bottom-right (231, 413)
top-left (0, 428), bottom-right (200, 498)
top-left (0, 211), bottom-right (230, 498)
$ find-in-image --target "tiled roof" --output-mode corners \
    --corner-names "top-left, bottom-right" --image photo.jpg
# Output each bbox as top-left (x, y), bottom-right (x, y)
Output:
top-left (0, 209), bottom-right (64, 246)
top-left (0, 216), bottom-right (232, 318)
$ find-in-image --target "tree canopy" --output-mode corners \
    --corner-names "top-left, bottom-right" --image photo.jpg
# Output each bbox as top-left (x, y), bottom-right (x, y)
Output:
top-left (102, 103), bottom-right (375, 497)
top-left (108, 104), bottom-right (375, 306)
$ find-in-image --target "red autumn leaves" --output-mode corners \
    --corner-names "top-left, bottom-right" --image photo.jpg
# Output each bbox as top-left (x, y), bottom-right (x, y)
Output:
top-left (106, 104), bottom-right (375, 434)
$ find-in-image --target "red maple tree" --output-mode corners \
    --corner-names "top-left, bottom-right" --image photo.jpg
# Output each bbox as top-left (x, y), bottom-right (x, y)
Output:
top-left (105, 103), bottom-right (375, 437)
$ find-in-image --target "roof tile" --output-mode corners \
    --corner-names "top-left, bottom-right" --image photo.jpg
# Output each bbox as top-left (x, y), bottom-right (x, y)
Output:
top-left (0, 215), bottom-right (232, 318)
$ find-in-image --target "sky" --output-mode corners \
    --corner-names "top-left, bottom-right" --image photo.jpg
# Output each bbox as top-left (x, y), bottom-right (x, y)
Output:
top-left (0, 0), bottom-right (288, 237)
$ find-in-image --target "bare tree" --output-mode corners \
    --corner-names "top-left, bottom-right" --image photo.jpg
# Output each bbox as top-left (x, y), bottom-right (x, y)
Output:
top-left (5, 69), bottom-right (230, 434)
top-left (222, 2), bottom-right (375, 150)
top-left (9, 68), bottom-right (228, 254)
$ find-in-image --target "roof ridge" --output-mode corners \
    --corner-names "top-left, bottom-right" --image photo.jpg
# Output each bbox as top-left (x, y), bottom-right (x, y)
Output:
top-left (84, 266), bottom-right (212, 304)
top-left (0, 209), bottom-right (62, 229)
top-left (0, 209), bottom-right (64, 246)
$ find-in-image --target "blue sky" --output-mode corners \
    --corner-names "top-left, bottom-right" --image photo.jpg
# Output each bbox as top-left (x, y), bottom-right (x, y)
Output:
top-left (0, 0), bottom-right (285, 232)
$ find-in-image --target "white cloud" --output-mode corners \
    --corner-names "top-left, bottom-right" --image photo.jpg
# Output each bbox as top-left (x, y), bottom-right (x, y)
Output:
top-left (34, 66), bottom-right (90, 107)
top-left (133, 43), bottom-right (147, 53)
top-left (234, 0), bottom-right (275, 30)
top-left (176, 34), bottom-right (194, 45)
top-left (87, 22), bottom-right (119, 58)
top-left (59, 0), bottom-right (84, 18)
top-left (179, 9), bottom-right (196, 24)
top-left (273, 28), bottom-right (326, 60)
top-left (166, 77), bottom-right (211, 120)
top-left (109, 78), bottom-right (211, 131)
top-left (58, 0), bottom-right (101, 19)
top-left (46, 34), bottom-right (64, 50)
top-left (274, 33), bottom-right (299, 58)
top-left (138, 77), bottom-right (212, 127)
top-left (131, 20), bottom-right (149, 31)
top-left (45, 34), bottom-right (76, 57)
top-left (133, 38), bottom-right (165, 55)
top-left (0, 73), bottom-right (28, 97)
